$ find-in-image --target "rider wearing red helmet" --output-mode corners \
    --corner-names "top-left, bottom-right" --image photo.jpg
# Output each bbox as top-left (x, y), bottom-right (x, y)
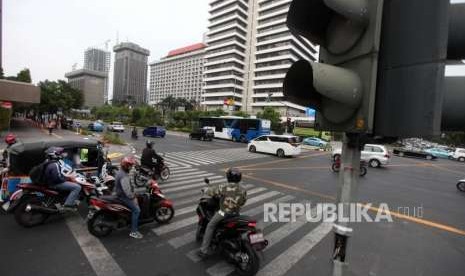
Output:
top-left (2, 133), bottom-right (17, 162)
top-left (115, 156), bottom-right (143, 239)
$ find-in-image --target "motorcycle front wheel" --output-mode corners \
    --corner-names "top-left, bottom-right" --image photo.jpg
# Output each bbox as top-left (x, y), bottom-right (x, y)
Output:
top-left (160, 167), bottom-right (170, 181)
top-left (14, 197), bottom-right (49, 228)
top-left (87, 212), bottom-right (113, 237)
top-left (235, 242), bottom-right (260, 276)
top-left (360, 167), bottom-right (367, 177)
top-left (331, 163), bottom-right (340, 173)
top-left (457, 181), bottom-right (465, 192)
top-left (154, 206), bottom-right (174, 224)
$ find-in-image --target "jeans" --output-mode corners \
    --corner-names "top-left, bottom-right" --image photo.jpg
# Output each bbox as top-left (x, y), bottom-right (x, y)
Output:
top-left (200, 212), bottom-right (224, 253)
top-left (120, 197), bottom-right (141, 233)
top-left (54, 181), bottom-right (81, 206)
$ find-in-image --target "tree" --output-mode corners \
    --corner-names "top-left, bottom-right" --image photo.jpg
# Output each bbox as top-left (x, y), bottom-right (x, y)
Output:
top-left (16, 69), bottom-right (32, 83)
top-left (131, 108), bottom-right (142, 124)
top-left (257, 107), bottom-right (283, 133)
top-left (35, 80), bottom-right (83, 113)
top-left (233, 111), bottom-right (250, 118)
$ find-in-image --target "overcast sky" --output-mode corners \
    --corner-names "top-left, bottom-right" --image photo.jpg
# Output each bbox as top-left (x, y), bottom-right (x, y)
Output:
top-left (3, 0), bottom-right (209, 84)
top-left (3, 0), bottom-right (465, 86)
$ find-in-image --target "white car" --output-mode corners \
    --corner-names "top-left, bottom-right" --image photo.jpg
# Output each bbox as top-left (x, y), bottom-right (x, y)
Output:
top-left (332, 144), bottom-right (391, 168)
top-left (108, 122), bottom-right (125, 132)
top-left (248, 135), bottom-right (301, 158)
top-left (452, 148), bottom-right (465, 162)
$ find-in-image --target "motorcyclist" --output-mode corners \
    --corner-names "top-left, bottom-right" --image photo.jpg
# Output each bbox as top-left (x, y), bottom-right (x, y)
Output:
top-left (2, 133), bottom-right (16, 162)
top-left (198, 168), bottom-right (247, 258)
top-left (141, 140), bottom-right (163, 175)
top-left (43, 147), bottom-right (81, 211)
top-left (131, 127), bottom-right (138, 138)
top-left (114, 156), bottom-right (143, 239)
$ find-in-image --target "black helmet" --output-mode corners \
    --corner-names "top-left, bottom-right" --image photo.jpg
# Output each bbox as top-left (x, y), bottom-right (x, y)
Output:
top-left (146, 140), bottom-right (154, 148)
top-left (226, 168), bottom-right (242, 183)
top-left (45, 147), bottom-right (65, 160)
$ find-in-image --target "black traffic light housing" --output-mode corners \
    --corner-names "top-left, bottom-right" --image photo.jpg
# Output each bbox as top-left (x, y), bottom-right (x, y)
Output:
top-left (283, 0), bottom-right (384, 133)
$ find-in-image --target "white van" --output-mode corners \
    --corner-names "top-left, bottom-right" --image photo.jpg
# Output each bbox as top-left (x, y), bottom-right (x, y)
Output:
top-left (248, 135), bottom-right (301, 158)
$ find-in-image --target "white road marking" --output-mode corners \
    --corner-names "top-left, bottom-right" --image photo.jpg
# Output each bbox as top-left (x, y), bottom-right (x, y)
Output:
top-left (66, 215), bottom-right (126, 276)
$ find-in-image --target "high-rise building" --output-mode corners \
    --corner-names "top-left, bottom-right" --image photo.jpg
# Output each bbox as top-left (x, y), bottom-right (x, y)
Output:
top-left (84, 48), bottom-right (110, 103)
top-left (0, 0), bottom-right (3, 71)
top-left (112, 42), bottom-right (150, 105)
top-left (202, 0), bottom-right (318, 116)
top-left (148, 43), bottom-right (206, 105)
top-left (65, 69), bottom-right (107, 108)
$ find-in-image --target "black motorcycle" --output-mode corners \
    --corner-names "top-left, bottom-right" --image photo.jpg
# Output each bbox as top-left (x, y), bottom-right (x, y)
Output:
top-left (131, 129), bottom-right (138, 139)
top-left (134, 157), bottom-right (170, 187)
top-left (195, 178), bottom-right (268, 276)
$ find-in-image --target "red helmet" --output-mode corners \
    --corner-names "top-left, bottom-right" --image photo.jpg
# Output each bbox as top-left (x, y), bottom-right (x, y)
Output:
top-left (5, 133), bottom-right (16, 145)
top-left (121, 156), bottom-right (137, 170)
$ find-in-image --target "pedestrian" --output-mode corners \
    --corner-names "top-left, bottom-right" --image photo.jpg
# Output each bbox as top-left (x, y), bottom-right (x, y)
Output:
top-left (48, 120), bottom-right (54, 135)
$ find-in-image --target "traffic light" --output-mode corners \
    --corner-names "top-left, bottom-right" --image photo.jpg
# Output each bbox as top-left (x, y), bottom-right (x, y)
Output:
top-left (283, 0), bottom-right (384, 133)
top-left (373, 0), bottom-right (465, 138)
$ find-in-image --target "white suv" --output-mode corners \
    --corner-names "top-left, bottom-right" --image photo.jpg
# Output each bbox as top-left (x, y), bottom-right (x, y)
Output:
top-left (452, 148), bottom-right (465, 162)
top-left (248, 135), bottom-right (301, 158)
top-left (332, 144), bottom-right (391, 168)
top-left (108, 122), bottom-right (125, 132)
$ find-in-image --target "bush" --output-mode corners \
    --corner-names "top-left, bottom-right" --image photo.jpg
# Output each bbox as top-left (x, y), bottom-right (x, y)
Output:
top-left (103, 132), bottom-right (125, 145)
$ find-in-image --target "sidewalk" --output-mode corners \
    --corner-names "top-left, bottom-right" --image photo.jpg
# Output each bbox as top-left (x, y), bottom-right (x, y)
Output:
top-left (1, 118), bottom-right (133, 159)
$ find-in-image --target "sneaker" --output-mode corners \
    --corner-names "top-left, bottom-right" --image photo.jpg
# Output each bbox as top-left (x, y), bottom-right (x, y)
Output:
top-left (197, 249), bottom-right (212, 259)
top-left (63, 205), bottom-right (78, 212)
top-left (129, 231), bottom-right (144, 239)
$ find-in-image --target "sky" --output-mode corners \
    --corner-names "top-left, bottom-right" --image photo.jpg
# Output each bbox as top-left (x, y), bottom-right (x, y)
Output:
top-left (3, 0), bottom-right (465, 88)
top-left (3, 0), bottom-right (210, 85)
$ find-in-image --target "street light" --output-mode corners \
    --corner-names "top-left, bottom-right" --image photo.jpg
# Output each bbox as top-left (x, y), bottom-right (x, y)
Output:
top-left (267, 92), bottom-right (290, 134)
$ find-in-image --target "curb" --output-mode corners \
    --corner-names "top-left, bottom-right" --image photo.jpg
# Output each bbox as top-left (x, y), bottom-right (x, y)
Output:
top-left (166, 130), bottom-right (190, 138)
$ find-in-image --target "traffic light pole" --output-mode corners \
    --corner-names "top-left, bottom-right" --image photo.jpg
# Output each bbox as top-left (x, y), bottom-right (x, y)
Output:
top-left (332, 133), bottom-right (362, 276)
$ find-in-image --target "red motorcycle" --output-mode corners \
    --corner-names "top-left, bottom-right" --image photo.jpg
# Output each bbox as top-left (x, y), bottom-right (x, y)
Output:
top-left (331, 159), bottom-right (368, 177)
top-left (10, 178), bottom-right (97, 227)
top-left (86, 178), bottom-right (174, 237)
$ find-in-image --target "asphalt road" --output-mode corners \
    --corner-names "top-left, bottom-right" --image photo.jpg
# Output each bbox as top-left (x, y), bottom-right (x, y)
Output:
top-left (1, 122), bottom-right (464, 276)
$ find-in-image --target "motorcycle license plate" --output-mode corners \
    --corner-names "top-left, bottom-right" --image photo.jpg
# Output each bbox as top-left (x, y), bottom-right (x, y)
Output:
top-left (249, 233), bottom-right (264, 244)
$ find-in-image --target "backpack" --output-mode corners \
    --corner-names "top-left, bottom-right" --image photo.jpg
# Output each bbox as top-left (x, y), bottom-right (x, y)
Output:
top-left (29, 161), bottom-right (55, 185)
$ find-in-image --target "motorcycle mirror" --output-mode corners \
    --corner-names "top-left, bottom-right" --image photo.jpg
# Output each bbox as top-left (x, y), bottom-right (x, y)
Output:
top-left (204, 178), bottom-right (210, 185)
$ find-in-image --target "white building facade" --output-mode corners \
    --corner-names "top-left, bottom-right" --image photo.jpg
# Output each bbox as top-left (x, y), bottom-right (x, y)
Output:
top-left (202, 0), bottom-right (318, 116)
top-left (149, 43), bottom-right (206, 105)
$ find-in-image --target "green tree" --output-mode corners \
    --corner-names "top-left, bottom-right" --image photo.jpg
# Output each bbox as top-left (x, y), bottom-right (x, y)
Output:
top-left (233, 111), bottom-right (250, 118)
top-left (35, 80), bottom-right (83, 113)
top-left (16, 68), bottom-right (32, 83)
top-left (131, 108), bottom-right (142, 124)
top-left (257, 107), bottom-right (283, 133)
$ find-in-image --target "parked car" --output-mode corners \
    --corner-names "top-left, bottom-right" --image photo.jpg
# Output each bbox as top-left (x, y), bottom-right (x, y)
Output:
top-left (107, 122), bottom-right (125, 132)
top-left (60, 118), bottom-right (74, 129)
top-left (302, 137), bottom-right (328, 148)
top-left (393, 148), bottom-right (437, 160)
top-left (142, 126), bottom-right (166, 138)
top-left (189, 128), bottom-right (214, 141)
top-left (88, 122), bottom-right (104, 132)
top-left (452, 148), bottom-right (465, 162)
top-left (248, 135), bottom-right (301, 158)
top-left (424, 148), bottom-right (453, 159)
top-left (332, 144), bottom-right (391, 168)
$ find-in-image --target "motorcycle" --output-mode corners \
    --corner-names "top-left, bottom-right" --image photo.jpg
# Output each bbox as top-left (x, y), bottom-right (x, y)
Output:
top-left (10, 169), bottom-right (98, 227)
top-left (131, 129), bottom-right (138, 140)
top-left (133, 157), bottom-right (170, 187)
top-left (457, 179), bottom-right (465, 192)
top-left (195, 178), bottom-right (268, 276)
top-left (86, 177), bottom-right (174, 237)
top-left (331, 158), bottom-right (367, 177)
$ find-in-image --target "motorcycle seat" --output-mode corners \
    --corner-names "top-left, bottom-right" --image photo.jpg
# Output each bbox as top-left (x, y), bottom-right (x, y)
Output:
top-left (17, 183), bottom-right (60, 195)
top-left (221, 214), bottom-right (254, 224)
top-left (99, 195), bottom-right (125, 204)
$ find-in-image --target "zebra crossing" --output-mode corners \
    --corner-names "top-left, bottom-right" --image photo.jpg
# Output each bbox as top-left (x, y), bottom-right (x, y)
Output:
top-left (152, 166), bottom-right (334, 276)
top-left (136, 148), bottom-right (269, 169)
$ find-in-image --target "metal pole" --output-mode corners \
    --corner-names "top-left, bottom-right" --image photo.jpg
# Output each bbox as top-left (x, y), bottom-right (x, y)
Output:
top-left (332, 132), bottom-right (362, 276)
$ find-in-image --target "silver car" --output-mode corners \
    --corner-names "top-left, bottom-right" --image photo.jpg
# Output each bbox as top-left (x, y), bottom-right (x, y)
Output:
top-left (332, 144), bottom-right (391, 168)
